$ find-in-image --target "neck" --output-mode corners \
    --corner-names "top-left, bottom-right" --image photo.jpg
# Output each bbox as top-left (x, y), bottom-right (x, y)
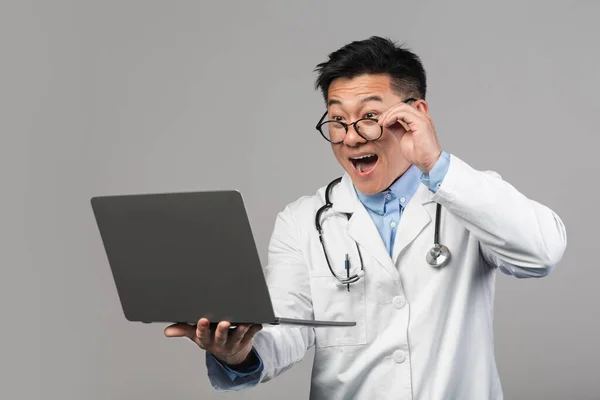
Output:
top-left (384, 164), bottom-right (412, 191)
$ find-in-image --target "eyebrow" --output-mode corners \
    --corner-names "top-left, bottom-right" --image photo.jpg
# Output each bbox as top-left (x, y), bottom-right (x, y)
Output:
top-left (327, 95), bottom-right (383, 107)
top-left (359, 95), bottom-right (383, 104)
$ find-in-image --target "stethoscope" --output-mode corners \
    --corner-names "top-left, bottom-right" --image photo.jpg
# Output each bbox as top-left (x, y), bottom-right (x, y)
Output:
top-left (315, 177), bottom-right (451, 289)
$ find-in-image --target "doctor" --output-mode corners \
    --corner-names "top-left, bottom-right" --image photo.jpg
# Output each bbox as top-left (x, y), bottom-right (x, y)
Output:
top-left (165, 36), bottom-right (567, 399)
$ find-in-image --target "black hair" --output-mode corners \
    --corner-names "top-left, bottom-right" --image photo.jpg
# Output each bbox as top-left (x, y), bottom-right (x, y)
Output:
top-left (314, 36), bottom-right (427, 103)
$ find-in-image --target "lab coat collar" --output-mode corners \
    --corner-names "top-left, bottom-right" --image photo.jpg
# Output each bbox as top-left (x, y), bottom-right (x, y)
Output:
top-left (332, 172), bottom-right (435, 213)
top-left (354, 164), bottom-right (423, 215)
top-left (332, 172), bottom-right (435, 279)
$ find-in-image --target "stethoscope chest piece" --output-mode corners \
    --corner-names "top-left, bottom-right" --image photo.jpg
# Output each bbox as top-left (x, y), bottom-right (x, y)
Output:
top-left (317, 178), bottom-right (453, 287)
top-left (426, 243), bottom-right (450, 268)
top-left (424, 202), bottom-right (451, 268)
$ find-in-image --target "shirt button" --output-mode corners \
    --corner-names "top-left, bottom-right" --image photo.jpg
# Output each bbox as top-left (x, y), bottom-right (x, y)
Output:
top-left (390, 221), bottom-right (397, 228)
top-left (392, 296), bottom-right (406, 309)
top-left (393, 350), bottom-right (406, 364)
top-left (400, 197), bottom-right (406, 203)
top-left (379, 211), bottom-right (384, 215)
top-left (385, 193), bottom-right (392, 200)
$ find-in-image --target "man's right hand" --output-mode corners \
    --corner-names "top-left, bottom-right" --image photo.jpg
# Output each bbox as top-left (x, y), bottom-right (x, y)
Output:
top-left (164, 318), bottom-right (263, 367)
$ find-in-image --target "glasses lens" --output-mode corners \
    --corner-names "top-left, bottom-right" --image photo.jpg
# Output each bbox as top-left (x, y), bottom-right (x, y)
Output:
top-left (356, 119), bottom-right (382, 140)
top-left (320, 121), bottom-right (346, 143)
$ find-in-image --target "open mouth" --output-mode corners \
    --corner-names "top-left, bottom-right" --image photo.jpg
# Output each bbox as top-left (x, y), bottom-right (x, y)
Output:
top-left (350, 153), bottom-right (378, 175)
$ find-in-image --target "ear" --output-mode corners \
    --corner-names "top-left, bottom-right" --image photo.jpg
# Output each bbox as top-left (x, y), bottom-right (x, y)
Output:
top-left (414, 99), bottom-right (430, 115)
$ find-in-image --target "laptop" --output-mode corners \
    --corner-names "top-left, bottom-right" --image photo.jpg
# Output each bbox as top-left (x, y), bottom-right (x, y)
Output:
top-left (90, 189), bottom-right (355, 328)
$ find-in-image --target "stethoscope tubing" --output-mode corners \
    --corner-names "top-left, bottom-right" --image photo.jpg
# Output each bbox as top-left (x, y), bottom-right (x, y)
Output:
top-left (317, 177), bottom-right (451, 287)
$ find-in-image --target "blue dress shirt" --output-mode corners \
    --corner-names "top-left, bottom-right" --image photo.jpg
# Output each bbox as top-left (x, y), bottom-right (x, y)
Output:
top-left (356, 151), bottom-right (451, 256)
top-left (205, 151), bottom-right (452, 382)
top-left (354, 164), bottom-right (421, 256)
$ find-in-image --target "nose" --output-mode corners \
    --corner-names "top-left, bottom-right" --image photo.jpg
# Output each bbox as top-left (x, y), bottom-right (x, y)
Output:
top-left (342, 123), bottom-right (367, 147)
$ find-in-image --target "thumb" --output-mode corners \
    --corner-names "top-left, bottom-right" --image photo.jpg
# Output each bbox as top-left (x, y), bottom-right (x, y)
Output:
top-left (164, 323), bottom-right (196, 340)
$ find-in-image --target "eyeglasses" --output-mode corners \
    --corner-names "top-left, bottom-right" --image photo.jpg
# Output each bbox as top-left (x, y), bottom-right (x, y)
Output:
top-left (315, 98), bottom-right (417, 144)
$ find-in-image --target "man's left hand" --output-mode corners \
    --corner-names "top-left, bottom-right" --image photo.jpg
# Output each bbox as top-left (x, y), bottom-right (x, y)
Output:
top-left (378, 100), bottom-right (442, 174)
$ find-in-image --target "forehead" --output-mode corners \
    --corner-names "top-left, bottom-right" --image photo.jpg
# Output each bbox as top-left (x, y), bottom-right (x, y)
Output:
top-left (327, 74), bottom-right (395, 106)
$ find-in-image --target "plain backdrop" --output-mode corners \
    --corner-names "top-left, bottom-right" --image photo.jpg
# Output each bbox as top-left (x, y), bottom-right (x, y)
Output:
top-left (2, 0), bottom-right (599, 399)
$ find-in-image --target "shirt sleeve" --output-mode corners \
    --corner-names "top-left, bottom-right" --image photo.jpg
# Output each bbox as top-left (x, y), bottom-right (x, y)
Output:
top-left (205, 347), bottom-right (264, 386)
top-left (420, 151), bottom-right (451, 193)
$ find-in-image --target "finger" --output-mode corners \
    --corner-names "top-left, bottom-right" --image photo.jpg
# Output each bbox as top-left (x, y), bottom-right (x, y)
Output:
top-left (213, 321), bottom-right (231, 348)
top-left (380, 106), bottom-right (423, 129)
top-left (378, 102), bottom-right (414, 126)
top-left (384, 110), bottom-right (428, 135)
top-left (382, 99), bottom-right (427, 122)
top-left (196, 318), bottom-right (212, 347)
top-left (239, 324), bottom-right (263, 348)
top-left (379, 110), bottom-right (411, 133)
top-left (228, 324), bottom-right (251, 346)
top-left (392, 117), bottom-right (411, 133)
top-left (164, 323), bottom-right (196, 340)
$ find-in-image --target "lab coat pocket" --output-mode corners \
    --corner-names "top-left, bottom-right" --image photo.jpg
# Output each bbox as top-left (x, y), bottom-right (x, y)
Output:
top-left (309, 276), bottom-right (367, 347)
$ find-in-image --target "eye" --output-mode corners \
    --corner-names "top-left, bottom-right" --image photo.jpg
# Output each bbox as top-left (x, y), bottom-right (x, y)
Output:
top-left (332, 115), bottom-right (344, 122)
top-left (364, 112), bottom-right (377, 119)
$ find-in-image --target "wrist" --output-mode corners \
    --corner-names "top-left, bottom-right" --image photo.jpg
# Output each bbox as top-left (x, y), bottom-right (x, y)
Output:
top-left (224, 348), bottom-right (256, 370)
top-left (421, 150), bottom-right (443, 174)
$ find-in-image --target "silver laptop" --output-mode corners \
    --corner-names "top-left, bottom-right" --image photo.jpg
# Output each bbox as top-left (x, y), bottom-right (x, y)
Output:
top-left (90, 190), bottom-right (355, 328)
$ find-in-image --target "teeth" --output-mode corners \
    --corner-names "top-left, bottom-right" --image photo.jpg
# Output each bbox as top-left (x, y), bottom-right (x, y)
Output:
top-left (350, 154), bottom-right (375, 160)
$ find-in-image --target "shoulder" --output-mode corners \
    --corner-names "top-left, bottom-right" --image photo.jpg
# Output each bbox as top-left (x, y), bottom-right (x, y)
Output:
top-left (273, 176), bottom-right (345, 231)
top-left (281, 182), bottom-right (329, 218)
top-left (446, 153), bottom-right (503, 180)
top-left (265, 180), bottom-right (332, 245)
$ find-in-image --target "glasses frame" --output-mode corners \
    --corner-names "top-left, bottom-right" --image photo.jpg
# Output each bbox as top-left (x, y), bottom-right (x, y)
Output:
top-left (315, 98), bottom-right (417, 144)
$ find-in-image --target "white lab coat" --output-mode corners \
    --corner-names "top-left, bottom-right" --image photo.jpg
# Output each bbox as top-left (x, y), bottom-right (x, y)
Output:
top-left (209, 154), bottom-right (567, 399)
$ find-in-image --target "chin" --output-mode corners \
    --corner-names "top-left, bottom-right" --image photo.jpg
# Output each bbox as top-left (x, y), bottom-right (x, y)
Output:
top-left (351, 175), bottom-right (384, 195)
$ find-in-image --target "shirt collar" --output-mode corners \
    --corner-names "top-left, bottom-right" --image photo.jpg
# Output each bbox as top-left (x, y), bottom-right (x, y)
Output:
top-left (354, 164), bottom-right (422, 215)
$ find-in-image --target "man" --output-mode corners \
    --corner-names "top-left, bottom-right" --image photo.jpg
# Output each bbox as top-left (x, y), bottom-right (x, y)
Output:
top-left (165, 36), bottom-right (567, 399)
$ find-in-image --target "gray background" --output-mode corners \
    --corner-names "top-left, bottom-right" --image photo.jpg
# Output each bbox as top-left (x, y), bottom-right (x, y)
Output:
top-left (2, 0), bottom-right (598, 399)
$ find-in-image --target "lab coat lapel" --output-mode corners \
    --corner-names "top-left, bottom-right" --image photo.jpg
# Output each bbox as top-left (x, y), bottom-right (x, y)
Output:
top-left (391, 183), bottom-right (434, 264)
top-left (333, 174), bottom-right (400, 282)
